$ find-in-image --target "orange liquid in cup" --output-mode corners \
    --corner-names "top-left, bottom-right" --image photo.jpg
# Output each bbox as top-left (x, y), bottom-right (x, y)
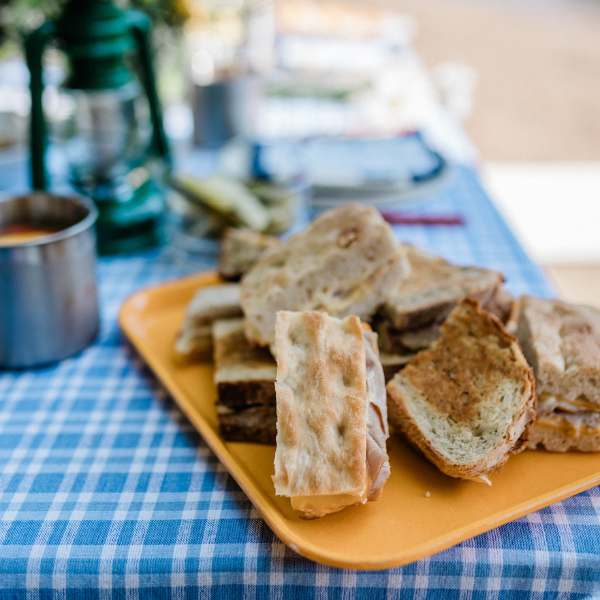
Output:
top-left (0, 224), bottom-right (63, 246)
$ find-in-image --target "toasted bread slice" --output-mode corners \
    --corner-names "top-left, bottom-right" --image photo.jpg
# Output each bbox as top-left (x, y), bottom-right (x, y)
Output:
top-left (218, 228), bottom-right (281, 281)
top-left (380, 245), bottom-right (504, 331)
top-left (273, 311), bottom-right (390, 518)
top-left (240, 203), bottom-right (409, 348)
top-left (514, 296), bottom-right (600, 451)
top-left (176, 284), bottom-right (242, 360)
top-left (213, 319), bottom-right (277, 444)
top-left (386, 299), bottom-right (536, 482)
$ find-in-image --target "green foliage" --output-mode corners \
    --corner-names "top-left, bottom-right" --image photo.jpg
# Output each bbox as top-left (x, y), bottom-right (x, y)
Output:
top-left (0, 0), bottom-right (188, 49)
top-left (128, 0), bottom-right (189, 28)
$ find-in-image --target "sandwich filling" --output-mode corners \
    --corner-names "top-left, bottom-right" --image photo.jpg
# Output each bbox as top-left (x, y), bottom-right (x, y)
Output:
top-left (364, 331), bottom-right (391, 501)
top-left (533, 394), bottom-right (600, 438)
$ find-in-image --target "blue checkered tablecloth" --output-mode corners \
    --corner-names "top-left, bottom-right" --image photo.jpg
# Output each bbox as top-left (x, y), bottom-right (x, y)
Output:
top-left (2, 165), bottom-right (600, 599)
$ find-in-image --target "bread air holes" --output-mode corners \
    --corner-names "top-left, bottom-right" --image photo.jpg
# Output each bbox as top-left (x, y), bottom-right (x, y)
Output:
top-left (337, 421), bottom-right (346, 443)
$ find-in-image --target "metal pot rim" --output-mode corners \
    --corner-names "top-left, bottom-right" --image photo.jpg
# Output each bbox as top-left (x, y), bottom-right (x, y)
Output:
top-left (0, 191), bottom-right (98, 248)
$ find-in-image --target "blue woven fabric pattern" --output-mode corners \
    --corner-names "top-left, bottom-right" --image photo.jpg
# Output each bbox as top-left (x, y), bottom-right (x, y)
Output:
top-left (2, 166), bottom-right (600, 599)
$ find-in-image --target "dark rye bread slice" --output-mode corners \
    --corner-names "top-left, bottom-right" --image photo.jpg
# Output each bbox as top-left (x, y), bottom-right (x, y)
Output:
top-left (386, 299), bottom-right (537, 481)
top-left (379, 245), bottom-right (505, 332)
top-left (213, 319), bottom-right (277, 444)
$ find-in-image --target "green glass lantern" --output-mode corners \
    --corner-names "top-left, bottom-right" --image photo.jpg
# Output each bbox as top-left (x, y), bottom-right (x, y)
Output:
top-left (24, 0), bottom-right (171, 255)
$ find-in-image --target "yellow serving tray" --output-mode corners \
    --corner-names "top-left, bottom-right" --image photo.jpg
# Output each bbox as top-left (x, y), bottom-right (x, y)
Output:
top-left (119, 272), bottom-right (600, 570)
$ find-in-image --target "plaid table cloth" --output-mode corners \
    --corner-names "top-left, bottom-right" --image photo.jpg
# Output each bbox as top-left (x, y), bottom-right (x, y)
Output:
top-left (1, 165), bottom-right (600, 599)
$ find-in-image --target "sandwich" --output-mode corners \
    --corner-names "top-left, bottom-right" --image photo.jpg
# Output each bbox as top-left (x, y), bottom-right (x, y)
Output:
top-left (273, 311), bottom-right (390, 519)
top-left (213, 318), bottom-right (277, 444)
top-left (240, 203), bottom-right (409, 351)
top-left (176, 284), bottom-right (243, 360)
top-left (218, 228), bottom-right (281, 281)
top-left (386, 298), bottom-right (536, 483)
top-left (374, 245), bottom-right (512, 377)
top-left (513, 296), bottom-right (600, 452)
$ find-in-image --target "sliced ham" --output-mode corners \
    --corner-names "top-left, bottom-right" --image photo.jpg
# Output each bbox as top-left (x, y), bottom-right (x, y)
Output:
top-left (364, 332), bottom-right (391, 501)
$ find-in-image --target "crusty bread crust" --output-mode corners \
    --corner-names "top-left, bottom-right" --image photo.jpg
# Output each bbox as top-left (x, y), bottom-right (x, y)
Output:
top-left (273, 311), bottom-right (368, 498)
top-left (240, 203), bottom-right (408, 348)
top-left (386, 299), bottom-right (537, 480)
top-left (380, 245), bottom-right (504, 331)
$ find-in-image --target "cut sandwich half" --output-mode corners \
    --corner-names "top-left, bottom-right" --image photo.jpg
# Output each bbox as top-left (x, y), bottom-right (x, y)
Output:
top-left (379, 245), bottom-right (506, 332)
top-left (213, 318), bottom-right (277, 444)
top-left (386, 298), bottom-right (536, 483)
top-left (176, 284), bottom-right (242, 360)
top-left (514, 295), bottom-right (600, 452)
top-left (373, 245), bottom-right (513, 382)
top-left (273, 311), bottom-right (390, 519)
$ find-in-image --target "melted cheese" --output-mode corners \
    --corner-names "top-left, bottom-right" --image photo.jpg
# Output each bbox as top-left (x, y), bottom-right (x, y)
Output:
top-left (535, 411), bottom-right (600, 438)
top-left (290, 470), bottom-right (370, 519)
top-left (538, 394), bottom-right (600, 417)
top-left (291, 492), bottom-right (367, 518)
top-left (470, 474), bottom-right (492, 486)
top-left (535, 394), bottom-right (600, 439)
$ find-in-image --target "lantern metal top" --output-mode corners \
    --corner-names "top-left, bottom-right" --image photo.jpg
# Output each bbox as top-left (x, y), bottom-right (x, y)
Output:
top-left (54, 0), bottom-right (138, 90)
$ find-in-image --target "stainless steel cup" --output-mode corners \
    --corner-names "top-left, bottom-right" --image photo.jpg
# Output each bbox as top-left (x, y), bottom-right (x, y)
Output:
top-left (0, 193), bottom-right (99, 368)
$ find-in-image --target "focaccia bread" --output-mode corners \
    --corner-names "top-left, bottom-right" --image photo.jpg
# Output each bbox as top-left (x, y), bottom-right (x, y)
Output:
top-left (240, 203), bottom-right (409, 349)
top-left (176, 284), bottom-right (242, 360)
top-left (218, 228), bottom-right (281, 281)
top-left (514, 296), bottom-right (600, 451)
top-left (379, 245), bottom-right (504, 332)
top-left (386, 299), bottom-right (537, 483)
top-left (213, 319), bottom-right (277, 444)
top-left (273, 311), bottom-right (389, 518)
